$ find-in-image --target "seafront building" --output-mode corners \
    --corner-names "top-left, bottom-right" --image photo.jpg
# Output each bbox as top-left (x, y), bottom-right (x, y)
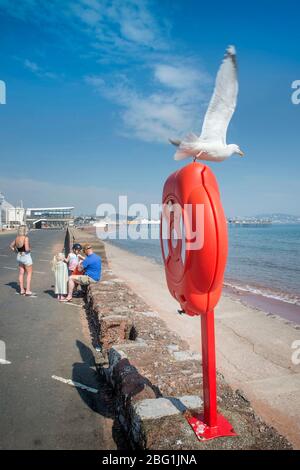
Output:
top-left (0, 193), bottom-right (25, 229)
top-left (0, 192), bottom-right (74, 230)
top-left (25, 207), bottom-right (74, 228)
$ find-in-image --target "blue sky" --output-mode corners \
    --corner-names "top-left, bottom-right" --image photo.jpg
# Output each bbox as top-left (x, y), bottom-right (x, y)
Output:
top-left (0, 0), bottom-right (299, 216)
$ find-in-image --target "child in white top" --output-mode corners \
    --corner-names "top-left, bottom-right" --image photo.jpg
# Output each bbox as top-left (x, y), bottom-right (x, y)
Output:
top-left (52, 253), bottom-right (68, 300)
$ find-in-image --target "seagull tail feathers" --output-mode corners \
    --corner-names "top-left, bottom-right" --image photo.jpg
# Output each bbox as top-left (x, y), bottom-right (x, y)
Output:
top-left (173, 133), bottom-right (199, 160)
top-left (168, 138), bottom-right (181, 147)
top-left (174, 150), bottom-right (190, 161)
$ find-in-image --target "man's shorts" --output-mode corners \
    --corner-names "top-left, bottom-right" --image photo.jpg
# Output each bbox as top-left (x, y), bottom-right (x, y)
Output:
top-left (71, 275), bottom-right (96, 286)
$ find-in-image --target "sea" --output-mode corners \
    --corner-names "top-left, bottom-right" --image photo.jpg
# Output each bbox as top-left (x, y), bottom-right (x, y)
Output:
top-left (104, 224), bottom-right (300, 310)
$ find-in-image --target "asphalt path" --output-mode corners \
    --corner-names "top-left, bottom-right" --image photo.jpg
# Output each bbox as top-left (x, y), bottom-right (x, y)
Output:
top-left (0, 229), bottom-right (122, 450)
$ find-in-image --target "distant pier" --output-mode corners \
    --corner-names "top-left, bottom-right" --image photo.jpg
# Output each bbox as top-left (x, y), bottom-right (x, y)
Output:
top-left (228, 218), bottom-right (272, 227)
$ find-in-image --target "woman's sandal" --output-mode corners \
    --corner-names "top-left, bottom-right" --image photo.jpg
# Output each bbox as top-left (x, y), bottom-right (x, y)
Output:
top-left (60, 297), bottom-right (72, 302)
top-left (25, 292), bottom-right (36, 297)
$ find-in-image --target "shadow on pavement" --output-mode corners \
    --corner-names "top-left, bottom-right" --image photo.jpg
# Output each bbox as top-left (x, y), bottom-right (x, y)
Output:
top-left (5, 281), bottom-right (19, 293)
top-left (44, 289), bottom-right (56, 298)
top-left (72, 340), bottom-right (129, 449)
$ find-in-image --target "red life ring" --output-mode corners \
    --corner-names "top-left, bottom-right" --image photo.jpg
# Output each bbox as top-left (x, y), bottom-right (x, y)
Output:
top-left (160, 162), bottom-right (228, 316)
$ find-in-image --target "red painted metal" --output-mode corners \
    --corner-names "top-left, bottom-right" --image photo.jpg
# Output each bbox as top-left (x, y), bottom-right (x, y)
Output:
top-left (160, 162), bottom-right (236, 441)
top-left (186, 311), bottom-right (236, 440)
top-left (160, 162), bottom-right (228, 316)
top-left (201, 311), bottom-right (217, 427)
top-left (187, 410), bottom-right (236, 441)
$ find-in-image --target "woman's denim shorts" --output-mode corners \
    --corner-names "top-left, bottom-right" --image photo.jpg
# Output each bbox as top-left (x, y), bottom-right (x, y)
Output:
top-left (17, 252), bottom-right (33, 267)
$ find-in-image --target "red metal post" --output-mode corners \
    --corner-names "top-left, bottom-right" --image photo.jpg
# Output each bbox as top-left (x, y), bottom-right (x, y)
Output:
top-left (186, 309), bottom-right (236, 440)
top-left (201, 310), bottom-right (218, 427)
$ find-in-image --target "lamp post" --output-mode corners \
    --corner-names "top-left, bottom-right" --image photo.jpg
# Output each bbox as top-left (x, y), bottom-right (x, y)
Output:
top-left (0, 192), bottom-right (5, 231)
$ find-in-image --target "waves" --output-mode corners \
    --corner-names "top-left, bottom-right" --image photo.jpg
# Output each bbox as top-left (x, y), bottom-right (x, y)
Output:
top-left (223, 280), bottom-right (300, 307)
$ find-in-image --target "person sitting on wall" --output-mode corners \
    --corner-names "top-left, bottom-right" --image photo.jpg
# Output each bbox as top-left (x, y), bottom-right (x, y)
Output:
top-left (62, 243), bottom-right (101, 302)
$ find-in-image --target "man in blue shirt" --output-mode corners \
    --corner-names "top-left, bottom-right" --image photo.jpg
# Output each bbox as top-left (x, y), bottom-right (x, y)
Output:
top-left (81, 245), bottom-right (101, 281)
top-left (63, 244), bottom-right (101, 301)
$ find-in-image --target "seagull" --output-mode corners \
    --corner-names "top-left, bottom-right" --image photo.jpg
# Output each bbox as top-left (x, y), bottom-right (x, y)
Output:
top-left (169, 45), bottom-right (244, 162)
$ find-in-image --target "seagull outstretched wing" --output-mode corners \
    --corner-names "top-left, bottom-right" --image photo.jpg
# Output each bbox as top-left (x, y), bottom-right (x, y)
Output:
top-left (200, 45), bottom-right (238, 145)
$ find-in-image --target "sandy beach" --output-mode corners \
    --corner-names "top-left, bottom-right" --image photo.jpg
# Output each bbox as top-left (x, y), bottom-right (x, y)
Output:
top-left (104, 240), bottom-right (300, 448)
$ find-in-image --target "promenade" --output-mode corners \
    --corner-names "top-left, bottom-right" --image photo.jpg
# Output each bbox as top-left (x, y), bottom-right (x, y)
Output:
top-left (0, 230), bottom-right (122, 450)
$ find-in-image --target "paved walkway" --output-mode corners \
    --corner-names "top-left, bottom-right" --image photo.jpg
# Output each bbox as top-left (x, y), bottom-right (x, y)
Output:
top-left (0, 230), bottom-right (122, 450)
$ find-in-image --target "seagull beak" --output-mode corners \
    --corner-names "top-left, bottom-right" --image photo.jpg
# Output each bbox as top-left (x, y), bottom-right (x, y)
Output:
top-left (238, 150), bottom-right (244, 157)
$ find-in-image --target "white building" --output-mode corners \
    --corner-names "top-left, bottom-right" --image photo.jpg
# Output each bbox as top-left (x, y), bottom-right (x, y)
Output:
top-left (6, 206), bottom-right (26, 226)
top-left (0, 193), bottom-right (25, 228)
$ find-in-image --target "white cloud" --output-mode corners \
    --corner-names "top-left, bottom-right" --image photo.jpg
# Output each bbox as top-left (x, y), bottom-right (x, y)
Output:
top-left (122, 93), bottom-right (188, 142)
top-left (71, 4), bottom-right (102, 26)
top-left (24, 59), bottom-right (39, 73)
top-left (2, 0), bottom-right (212, 142)
top-left (104, 0), bottom-right (167, 50)
top-left (85, 75), bottom-right (105, 88)
top-left (0, 0), bottom-right (167, 54)
top-left (85, 59), bottom-right (211, 143)
top-left (82, 2), bottom-right (211, 142)
top-left (154, 63), bottom-right (209, 90)
top-left (23, 59), bottom-right (59, 79)
top-left (121, 18), bottom-right (154, 45)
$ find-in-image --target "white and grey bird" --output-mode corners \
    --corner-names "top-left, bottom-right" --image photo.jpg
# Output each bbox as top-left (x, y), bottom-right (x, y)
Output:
top-left (169, 45), bottom-right (244, 162)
